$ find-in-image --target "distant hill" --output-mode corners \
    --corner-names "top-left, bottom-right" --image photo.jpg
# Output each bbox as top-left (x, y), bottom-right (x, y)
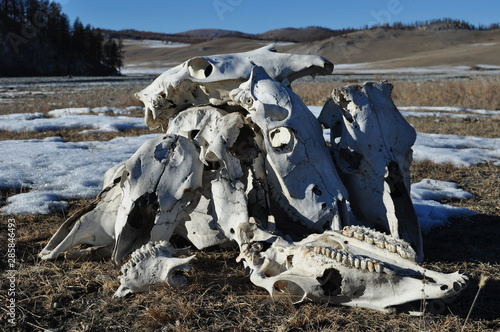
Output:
top-left (103, 26), bottom-right (355, 44)
top-left (258, 26), bottom-right (355, 42)
top-left (119, 19), bottom-right (500, 75)
top-left (105, 18), bottom-right (499, 45)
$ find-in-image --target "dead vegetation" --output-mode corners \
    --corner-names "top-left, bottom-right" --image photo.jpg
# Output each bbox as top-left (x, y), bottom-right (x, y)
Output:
top-left (0, 77), bottom-right (499, 331)
top-left (292, 76), bottom-right (500, 110)
top-left (0, 84), bottom-right (144, 115)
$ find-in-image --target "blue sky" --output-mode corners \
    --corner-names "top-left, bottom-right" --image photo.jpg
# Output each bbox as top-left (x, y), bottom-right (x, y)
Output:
top-left (54, 0), bottom-right (500, 34)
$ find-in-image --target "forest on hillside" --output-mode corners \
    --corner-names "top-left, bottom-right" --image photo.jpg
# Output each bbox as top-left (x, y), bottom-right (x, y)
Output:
top-left (0, 0), bottom-right (123, 76)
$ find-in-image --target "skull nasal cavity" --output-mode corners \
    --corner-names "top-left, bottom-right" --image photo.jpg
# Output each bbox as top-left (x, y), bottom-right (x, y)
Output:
top-left (188, 58), bottom-right (213, 79)
top-left (312, 185), bottom-right (322, 196)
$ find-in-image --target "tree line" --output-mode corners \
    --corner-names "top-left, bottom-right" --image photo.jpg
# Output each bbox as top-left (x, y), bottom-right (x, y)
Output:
top-left (364, 18), bottom-right (500, 31)
top-left (0, 0), bottom-right (123, 76)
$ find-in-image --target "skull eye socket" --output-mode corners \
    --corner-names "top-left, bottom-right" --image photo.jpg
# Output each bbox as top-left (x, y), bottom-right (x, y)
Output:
top-left (188, 58), bottom-right (213, 79)
top-left (269, 127), bottom-right (295, 153)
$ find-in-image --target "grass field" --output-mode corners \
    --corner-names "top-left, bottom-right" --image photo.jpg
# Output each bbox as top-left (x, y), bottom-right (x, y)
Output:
top-left (1, 77), bottom-right (499, 331)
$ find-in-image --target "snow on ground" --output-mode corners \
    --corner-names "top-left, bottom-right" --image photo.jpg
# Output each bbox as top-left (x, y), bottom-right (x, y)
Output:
top-left (333, 63), bottom-right (500, 74)
top-left (2, 105), bottom-right (497, 231)
top-left (414, 133), bottom-right (500, 167)
top-left (122, 39), bottom-right (190, 48)
top-left (0, 107), bottom-right (147, 133)
top-left (121, 62), bottom-right (181, 75)
top-left (0, 134), bottom-right (159, 214)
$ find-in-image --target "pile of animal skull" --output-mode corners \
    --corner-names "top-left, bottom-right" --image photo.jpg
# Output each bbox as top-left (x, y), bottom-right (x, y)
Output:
top-left (39, 45), bottom-right (467, 314)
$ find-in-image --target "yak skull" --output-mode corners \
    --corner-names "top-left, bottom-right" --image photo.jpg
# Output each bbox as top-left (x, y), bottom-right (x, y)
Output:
top-left (319, 82), bottom-right (423, 261)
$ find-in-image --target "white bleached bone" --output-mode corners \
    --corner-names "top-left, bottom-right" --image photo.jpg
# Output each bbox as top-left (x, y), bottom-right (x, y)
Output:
top-left (319, 82), bottom-right (423, 261)
top-left (238, 225), bottom-right (467, 313)
top-left (135, 45), bottom-right (333, 129)
top-left (113, 134), bottom-right (204, 262)
top-left (114, 240), bottom-right (195, 297)
top-left (39, 46), bottom-right (468, 312)
top-left (39, 163), bottom-right (125, 260)
top-left (230, 66), bottom-right (349, 232)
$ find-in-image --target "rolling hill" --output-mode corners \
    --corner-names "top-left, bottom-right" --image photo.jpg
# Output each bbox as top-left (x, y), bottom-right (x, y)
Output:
top-left (112, 22), bottom-right (500, 75)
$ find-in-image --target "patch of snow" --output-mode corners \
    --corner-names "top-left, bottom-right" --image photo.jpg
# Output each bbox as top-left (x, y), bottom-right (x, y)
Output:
top-left (411, 178), bottom-right (473, 201)
top-left (399, 106), bottom-right (500, 117)
top-left (413, 133), bottom-right (500, 167)
top-left (475, 64), bottom-right (500, 69)
top-left (123, 39), bottom-right (190, 48)
top-left (0, 134), bottom-right (159, 214)
top-left (121, 61), bottom-right (181, 75)
top-left (48, 106), bottom-right (133, 117)
top-left (0, 112), bottom-right (47, 120)
top-left (333, 64), bottom-right (500, 74)
top-left (0, 111), bottom-right (147, 133)
top-left (400, 111), bottom-right (492, 118)
top-left (410, 179), bottom-right (475, 232)
top-left (258, 41), bottom-right (296, 47)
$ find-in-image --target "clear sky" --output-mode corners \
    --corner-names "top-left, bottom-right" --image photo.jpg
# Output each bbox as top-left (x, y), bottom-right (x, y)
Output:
top-left (54, 0), bottom-right (500, 34)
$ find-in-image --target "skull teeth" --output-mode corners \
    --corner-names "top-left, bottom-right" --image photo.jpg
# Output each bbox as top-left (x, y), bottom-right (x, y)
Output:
top-left (311, 246), bottom-right (393, 275)
top-left (341, 226), bottom-right (416, 261)
top-left (341, 226), bottom-right (354, 237)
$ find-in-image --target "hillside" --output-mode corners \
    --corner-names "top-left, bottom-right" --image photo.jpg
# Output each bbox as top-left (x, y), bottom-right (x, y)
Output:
top-left (282, 28), bottom-right (500, 68)
top-left (119, 25), bottom-right (500, 75)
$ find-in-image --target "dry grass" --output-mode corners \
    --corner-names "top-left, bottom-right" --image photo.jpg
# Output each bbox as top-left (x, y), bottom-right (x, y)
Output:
top-left (0, 85), bottom-right (144, 115)
top-left (293, 76), bottom-right (500, 110)
top-left (1, 77), bottom-right (499, 331)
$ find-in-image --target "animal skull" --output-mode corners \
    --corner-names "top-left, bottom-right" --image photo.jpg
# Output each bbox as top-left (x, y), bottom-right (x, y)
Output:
top-left (112, 134), bottom-right (204, 262)
top-left (237, 225), bottom-right (467, 313)
top-left (135, 44), bottom-right (333, 129)
top-left (230, 66), bottom-right (349, 233)
top-left (319, 82), bottom-right (423, 261)
top-left (38, 163), bottom-right (124, 260)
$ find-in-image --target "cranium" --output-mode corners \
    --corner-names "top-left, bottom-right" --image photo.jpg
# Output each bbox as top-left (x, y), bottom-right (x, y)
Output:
top-left (319, 82), bottom-right (423, 261)
top-left (112, 134), bottom-right (204, 262)
top-left (230, 66), bottom-right (349, 233)
top-left (135, 45), bottom-right (333, 129)
top-left (39, 163), bottom-right (124, 260)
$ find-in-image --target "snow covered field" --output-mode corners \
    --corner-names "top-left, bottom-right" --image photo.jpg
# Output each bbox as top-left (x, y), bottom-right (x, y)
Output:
top-left (1, 105), bottom-right (499, 232)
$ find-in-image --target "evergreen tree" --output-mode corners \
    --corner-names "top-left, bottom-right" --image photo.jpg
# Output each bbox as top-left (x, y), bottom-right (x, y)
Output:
top-left (0, 0), bottom-right (124, 76)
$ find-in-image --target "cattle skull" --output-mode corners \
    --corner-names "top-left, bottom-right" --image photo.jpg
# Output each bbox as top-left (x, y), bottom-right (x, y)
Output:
top-left (135, 45), bottom-right (333, 129)
top-left (319, 82), bottom-right (423, 261)
top-left (238, 225), bottom-right (467, 313)
top-left (230, 66), bottom-right (349, 233)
